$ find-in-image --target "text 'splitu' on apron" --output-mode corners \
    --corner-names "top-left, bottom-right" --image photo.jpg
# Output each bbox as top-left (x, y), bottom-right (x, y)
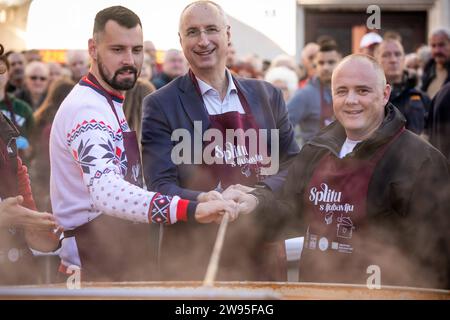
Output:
top-left (299, 128), bottom-right (404, 284)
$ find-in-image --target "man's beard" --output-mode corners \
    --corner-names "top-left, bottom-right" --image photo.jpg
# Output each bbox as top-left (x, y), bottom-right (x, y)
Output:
top-left (433, 53), bottom-right (449, 63)
top-left (98, 58), bottom-right (139, 91)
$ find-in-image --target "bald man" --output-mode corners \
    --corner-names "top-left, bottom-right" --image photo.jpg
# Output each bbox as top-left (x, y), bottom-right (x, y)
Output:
top-left (234, 54), bottom-right (450, 289)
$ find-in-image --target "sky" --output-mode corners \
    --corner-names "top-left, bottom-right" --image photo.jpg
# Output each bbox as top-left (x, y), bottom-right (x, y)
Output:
top-left (25, 0), bottom-right (296, 58)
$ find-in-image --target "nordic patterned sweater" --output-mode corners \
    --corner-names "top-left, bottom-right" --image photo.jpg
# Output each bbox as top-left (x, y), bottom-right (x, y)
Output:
top-left (50, 77), bottom-right (195, 267)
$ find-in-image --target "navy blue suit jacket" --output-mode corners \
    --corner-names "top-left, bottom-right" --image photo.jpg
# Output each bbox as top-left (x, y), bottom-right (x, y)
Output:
top-left (141, 73), bottom-right (300, 200)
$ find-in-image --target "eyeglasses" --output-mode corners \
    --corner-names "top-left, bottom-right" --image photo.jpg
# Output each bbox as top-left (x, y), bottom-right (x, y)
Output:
top-left (184, 26), bottom-right (228, 38)
top-left (29, 75), bottom-right (47, 81)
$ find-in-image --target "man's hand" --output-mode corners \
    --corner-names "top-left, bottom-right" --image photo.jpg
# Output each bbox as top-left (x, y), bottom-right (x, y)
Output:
top-left (222, 184), bottom-right (255, 201)
top-left (237, 193), bottom-right (259, 215)
top-left (0, 196), bottom-right (57, 231)
top-left (25, 226), bottom-right (64, 252)
top-left (229, 184), bottom-right (255, 193)
top-left (194, 200), bottom-right (239, 224)
top-left (222, 185), bottom-right (259, 215)
top-left (197, 190), bottom-right (224, 202)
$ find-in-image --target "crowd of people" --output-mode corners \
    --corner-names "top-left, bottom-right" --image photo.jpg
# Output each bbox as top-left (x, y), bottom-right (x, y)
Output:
top-left (0, 0), bottom-right (448, 289)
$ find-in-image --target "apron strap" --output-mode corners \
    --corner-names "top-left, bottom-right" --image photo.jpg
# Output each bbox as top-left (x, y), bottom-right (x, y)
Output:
top-left (82, 73), bottom-right (123, 129)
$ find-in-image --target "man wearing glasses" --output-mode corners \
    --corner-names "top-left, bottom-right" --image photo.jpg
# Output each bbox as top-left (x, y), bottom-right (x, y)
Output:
top-left (142, 0), bottom-right (299, 281)
top-left (49, 5), bottom-right (237, 282)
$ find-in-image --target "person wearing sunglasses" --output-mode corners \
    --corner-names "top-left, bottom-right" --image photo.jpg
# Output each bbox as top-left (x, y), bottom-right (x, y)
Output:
top-left (14, 61), bottom-right (49, 112)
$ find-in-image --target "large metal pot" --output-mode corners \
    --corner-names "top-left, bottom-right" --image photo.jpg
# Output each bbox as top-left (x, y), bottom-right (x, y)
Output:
top-left (0, 281), bottom-right (448, 299)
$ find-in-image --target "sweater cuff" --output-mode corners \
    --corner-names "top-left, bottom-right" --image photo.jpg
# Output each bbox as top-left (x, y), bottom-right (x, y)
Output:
top-left (181, 189), bottom-right (203, 201)
top-left (176, 199), bottom-right (190, 222)
top-left (187, 201), bottom-right (198, 222)
top-left (148, 193), bottom-right (171, 224)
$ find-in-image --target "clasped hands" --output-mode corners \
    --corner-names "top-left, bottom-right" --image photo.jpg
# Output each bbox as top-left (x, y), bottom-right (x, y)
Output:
top-left (194, 184), bottom-right (259, 224)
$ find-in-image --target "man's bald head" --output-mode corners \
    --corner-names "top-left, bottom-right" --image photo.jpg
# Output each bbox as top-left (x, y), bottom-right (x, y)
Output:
top-left (177, 0), bottom-right (231, 77)
top-left (332, 54), bottom-right (387, 90)
top-left (179, 1), bottom-right (228, 33)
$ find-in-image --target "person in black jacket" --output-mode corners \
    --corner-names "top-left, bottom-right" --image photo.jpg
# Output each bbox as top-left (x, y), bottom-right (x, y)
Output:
top-left (427, 82), bottom-right (450, 160)
top-left (151, 49), bottom-right (187, 89)
top-left (375, 38), bottom-right (430, 134)
top-left (229, 54), bottom-right (450, 289)
top-left (421, 28), bottom-right (450, 99)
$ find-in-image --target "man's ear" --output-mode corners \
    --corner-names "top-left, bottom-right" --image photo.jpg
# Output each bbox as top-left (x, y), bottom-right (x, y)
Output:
top-left (383, 83), bottom-right (391, 105)
top-left (88, 38), bottom-right (97, 62)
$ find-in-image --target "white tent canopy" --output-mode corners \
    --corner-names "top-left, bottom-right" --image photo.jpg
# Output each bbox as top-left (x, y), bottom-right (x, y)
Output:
top-left (25, 0), bottom-right (296, 60)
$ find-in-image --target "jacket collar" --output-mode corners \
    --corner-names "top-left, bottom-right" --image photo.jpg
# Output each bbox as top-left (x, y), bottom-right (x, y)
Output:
top-left (177, 72), bottom-right (266, 131)
top-left (308, 103), bottom-right (406, 157)
top-left (423, 59), bottom-right (450, 85)
top-left (178, 73), bottom-right (211, 131)
top-left (390, 71), bottom-right (418, 100)
top-left (235, 78), bottom-right (267, 128)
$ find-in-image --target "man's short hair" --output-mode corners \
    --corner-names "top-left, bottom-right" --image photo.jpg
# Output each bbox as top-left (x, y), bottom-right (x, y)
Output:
top-left (429, 28), bottom-right (450, 41)
top-left (317, 36), bottom-right (339, 53)
top-left (93, 6), bottom-right (142, 35)
top-left (66, 50), bottom-right (88, 64)
top-left (334, 53), bottom-right (387, 88)
top-left (383, 30), bottom-right (402, 42)
top-left (4, 50), bottom-right (22, 61)
top-left (164, 49), bottom-right (183, 62)
top-left (374, 38), bottom-right (405, 58)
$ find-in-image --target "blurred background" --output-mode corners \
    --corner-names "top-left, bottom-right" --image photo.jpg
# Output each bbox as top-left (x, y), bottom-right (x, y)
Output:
top-left (0, 0), bottom-right (449, 63)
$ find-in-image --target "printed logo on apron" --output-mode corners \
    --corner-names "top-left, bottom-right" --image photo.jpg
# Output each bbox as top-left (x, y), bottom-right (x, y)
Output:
top-left (189, 70), bottom-right (268, 189)
top-left (299, 127), bottom-right (405, 282)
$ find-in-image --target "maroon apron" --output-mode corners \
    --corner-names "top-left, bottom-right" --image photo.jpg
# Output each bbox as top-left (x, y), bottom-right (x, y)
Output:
top-left (319, 83), bottom-right (334, 128)
top-left (63, 74), bottom-right (156, 282)
top-left (192, 70), bottom-right (266, 188)
top-left (299, 128), bottom-right (404, 284)
top-left (0, 114), bottom-right (36, 285)
top-left (160, 71), bottom-right (283, 281)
